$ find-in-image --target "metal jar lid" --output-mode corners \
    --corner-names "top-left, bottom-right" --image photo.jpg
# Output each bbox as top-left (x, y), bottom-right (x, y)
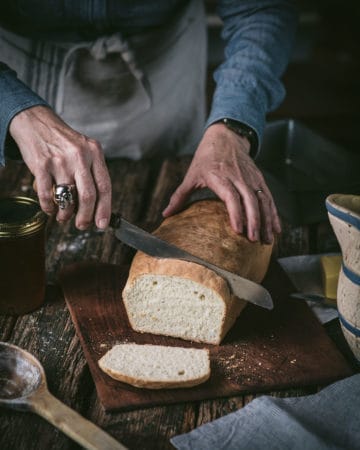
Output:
top-left (0, 196), bottom-right (47, 238)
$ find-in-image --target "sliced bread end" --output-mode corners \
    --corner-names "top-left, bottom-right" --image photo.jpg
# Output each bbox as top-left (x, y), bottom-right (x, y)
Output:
top-left (98, 343), bottom-right (211, 389)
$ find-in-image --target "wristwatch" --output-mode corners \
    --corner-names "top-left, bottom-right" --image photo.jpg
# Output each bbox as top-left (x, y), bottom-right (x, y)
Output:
top-left (217, 118), bottom-right (258, 157)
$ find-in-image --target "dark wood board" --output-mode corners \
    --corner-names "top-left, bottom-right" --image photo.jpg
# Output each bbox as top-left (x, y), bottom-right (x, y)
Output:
top-left (59, 260), bottom-right (353, 412)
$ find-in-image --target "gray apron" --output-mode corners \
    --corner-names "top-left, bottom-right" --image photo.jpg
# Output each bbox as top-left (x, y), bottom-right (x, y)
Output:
top-left (0, 0), bottom-right (207, 160)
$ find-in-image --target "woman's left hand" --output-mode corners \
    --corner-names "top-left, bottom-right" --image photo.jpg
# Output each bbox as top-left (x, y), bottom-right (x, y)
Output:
top-left (162, 122), bottom-right (281, 244)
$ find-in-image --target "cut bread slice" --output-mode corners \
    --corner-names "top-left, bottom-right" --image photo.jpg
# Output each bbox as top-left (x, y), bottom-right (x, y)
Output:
top-left (98, 343), bottom-right (210, 389)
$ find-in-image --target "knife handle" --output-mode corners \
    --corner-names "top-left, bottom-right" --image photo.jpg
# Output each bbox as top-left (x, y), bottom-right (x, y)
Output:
top-left (109, 213), bottom-right (122, 228)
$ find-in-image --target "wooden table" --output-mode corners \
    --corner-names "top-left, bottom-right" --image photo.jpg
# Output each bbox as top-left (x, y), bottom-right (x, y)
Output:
top-left (0, 157), bottom-right (358, 450)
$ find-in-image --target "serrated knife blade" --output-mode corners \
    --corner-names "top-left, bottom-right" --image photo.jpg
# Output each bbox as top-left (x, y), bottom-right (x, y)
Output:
top-left (111, 214), bottom-right (273, 310)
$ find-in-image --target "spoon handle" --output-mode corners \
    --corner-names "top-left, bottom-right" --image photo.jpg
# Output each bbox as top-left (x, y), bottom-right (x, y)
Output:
top-left (30, 389), bottom-right (127, 450)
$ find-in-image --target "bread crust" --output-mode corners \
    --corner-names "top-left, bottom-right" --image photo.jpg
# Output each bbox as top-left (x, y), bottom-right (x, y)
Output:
top-left (150, 200), bottom-right (273, 282)
top-left (98, 345), bottom-right (211, 389)
top-left (99, 363), bottom-right (211, 389)
top-left (123, 200), bottom-right (273, 344)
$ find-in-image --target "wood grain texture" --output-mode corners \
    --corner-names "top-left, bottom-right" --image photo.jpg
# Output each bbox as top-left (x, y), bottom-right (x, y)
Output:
top-left (59, 259), bottom-right (353, 412)
top-left (0, 285), bottom-right (85, 450)
top-left (1, 158), bottom-right (358, 450)
top-left (0, 159), bottom-right (153, 450)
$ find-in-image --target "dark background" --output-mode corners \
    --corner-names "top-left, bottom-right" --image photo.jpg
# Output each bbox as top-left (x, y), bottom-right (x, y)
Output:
top-left (206, 0), bottom-right (360, 153)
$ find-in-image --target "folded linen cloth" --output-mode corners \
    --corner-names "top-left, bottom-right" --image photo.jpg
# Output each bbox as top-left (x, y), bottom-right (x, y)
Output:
top-left (278, 254), bottom-right (339, 324)
top-left (171, 374), bottom-right (360, 450)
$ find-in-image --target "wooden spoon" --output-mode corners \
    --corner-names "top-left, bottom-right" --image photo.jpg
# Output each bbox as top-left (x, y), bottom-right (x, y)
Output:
top-left (0, 342), bottom-right (127, 450)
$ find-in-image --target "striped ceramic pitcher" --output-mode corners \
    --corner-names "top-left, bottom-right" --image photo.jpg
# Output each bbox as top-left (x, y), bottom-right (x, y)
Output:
top-left (326, 194), bottom-right (360, 361)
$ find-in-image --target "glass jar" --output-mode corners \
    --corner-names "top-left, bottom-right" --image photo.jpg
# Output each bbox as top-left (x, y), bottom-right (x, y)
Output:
top-left (0, 197), bottom-right (47, 315)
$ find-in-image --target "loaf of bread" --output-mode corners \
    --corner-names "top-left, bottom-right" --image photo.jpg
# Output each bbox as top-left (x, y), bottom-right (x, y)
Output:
top-left (98, 343), bottom-right (210, 389)
top-left (123, 200), bottom-right (273, 345)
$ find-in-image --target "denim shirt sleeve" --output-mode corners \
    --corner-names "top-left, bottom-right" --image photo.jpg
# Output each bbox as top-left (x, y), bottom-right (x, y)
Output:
top-left (0, 62), bottom-right (48, 166)
top-left (206, 0), bottom-right (298, 153)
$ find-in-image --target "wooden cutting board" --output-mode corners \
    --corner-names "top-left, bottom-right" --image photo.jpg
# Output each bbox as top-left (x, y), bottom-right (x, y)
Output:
top-left (59, 260), bottom-right (353, 412)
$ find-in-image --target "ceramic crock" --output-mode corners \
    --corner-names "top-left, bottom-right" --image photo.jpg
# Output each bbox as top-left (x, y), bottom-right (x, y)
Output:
top-left (326, 194), bottom-right (360, 361)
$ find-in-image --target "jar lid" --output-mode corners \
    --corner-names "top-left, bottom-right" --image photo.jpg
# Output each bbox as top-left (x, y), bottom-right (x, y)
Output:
top-left (0, 197), bottom-right (47, 237)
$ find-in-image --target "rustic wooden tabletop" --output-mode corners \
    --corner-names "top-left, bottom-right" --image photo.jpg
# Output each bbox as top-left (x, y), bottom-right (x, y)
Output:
top-left (0, 157), bottom-right (358, 450)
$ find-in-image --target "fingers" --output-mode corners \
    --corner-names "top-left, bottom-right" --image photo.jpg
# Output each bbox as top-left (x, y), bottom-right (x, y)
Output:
top-left (34, 166), bottom-right (76, 222)
top-left (269, 195), bottom-right (282, 234)
top-left (35, 168), bottom-right (57, 216)
top-left (33, 139), bottom-right (111, 230)
top-left (91, 142), bottom-right (112, 229)
top-left (261, 184), bottom-right (282, 236)
top-left (162, 177), bottom-right (194, 217)
top-left (254, 189), bottom-right (274, 244)
top-left (10, 106), bottom-right (112, 231)
top-left (231, 180), bottom-right (280, 244)
top-left (72, 139), bottom-right (111, 230)
top-left (168, 125), bottom-right (282, 243)
top-left (52, 160), bottom-right (77, 223)
top-left (163, 167), bottom-right (279, 243)
top-left (205, 176), bottom-right (245, 235)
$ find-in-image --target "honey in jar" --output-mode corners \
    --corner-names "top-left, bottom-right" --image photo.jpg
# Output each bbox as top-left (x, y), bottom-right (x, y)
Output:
top-left (0, 196), bottom-right (47, 315)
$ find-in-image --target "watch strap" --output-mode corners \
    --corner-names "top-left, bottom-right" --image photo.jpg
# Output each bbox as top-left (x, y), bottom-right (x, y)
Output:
top-left (218, 118), bottom-right (258, 157)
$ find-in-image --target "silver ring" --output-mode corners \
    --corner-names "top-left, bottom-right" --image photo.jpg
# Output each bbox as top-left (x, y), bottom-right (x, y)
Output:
top-left (53, 184), bottom-right (77, 209)
top-left (255, 189), bottom-right (264, 195)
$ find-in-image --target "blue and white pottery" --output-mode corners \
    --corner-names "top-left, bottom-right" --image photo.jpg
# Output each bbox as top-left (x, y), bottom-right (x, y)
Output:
top-left (326, 194), bottom-right (360, 361)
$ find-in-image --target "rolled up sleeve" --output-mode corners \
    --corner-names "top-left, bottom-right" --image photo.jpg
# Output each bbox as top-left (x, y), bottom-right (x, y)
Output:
top-left (0, 62), bottom-right (48, 166)
top-left (206, 0), bottom-right (298, 154)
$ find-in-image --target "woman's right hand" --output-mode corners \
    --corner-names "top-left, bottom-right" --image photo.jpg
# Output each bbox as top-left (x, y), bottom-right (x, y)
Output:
top-left (9, 105), bottom-right (112, 230)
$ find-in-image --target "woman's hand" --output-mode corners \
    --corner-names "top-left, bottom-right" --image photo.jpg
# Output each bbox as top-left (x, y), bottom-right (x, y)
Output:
top-left (163, 122), bottom-right (281, 243)
top-left (9, 105), bottom-right (112, 230)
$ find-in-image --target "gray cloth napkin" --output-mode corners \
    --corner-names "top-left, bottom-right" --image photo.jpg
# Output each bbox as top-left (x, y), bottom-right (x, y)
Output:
top-left (171, 374), bottom-right (360, 450)
top-left (278, 254), bottom-right (339, 324)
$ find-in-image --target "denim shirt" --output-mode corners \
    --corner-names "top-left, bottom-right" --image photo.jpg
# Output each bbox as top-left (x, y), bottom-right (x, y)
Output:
top-left (0, 0), bottom-right (297, 166)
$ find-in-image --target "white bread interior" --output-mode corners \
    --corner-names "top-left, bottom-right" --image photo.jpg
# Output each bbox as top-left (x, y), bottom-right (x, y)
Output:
top-left (123, 200), bottom-right (273, 345)
top-left (98, 343), bottom-right (210, 389)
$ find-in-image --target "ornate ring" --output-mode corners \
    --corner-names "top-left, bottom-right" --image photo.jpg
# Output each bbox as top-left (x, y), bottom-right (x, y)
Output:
top-left (53, 184), bottom-right (77, 210)
top-left (255, 189), bottom-right (264, 195)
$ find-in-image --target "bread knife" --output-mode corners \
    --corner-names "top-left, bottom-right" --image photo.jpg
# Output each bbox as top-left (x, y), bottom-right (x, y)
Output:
top-left (110, 214), bottom-right (273, 310)
top-left (290, 292), bottom-right (337, 309)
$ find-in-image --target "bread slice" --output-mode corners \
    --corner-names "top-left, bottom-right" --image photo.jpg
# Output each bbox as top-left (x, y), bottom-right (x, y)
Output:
top-left (123, 200), bottom-right (273, 345)
top-left (98, 343), bottom-right (210, 389)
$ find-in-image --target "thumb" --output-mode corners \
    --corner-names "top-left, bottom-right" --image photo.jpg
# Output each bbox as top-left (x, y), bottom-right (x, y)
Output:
top-left (162, 181), bottom-right (193, 217)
